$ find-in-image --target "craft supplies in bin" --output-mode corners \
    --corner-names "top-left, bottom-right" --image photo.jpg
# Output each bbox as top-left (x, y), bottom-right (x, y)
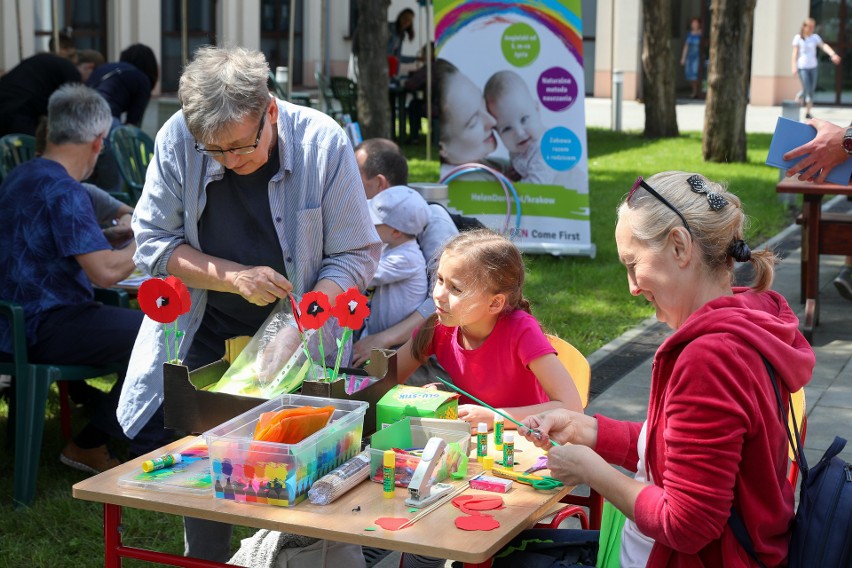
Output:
top-left (205, 394), bottom-right (368, 507)
top-left (368, 417), bottom-right (470, 488)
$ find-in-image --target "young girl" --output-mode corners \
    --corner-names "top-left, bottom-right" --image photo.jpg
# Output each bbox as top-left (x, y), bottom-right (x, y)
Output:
top-left (395, 229), bottom-right (584, 428)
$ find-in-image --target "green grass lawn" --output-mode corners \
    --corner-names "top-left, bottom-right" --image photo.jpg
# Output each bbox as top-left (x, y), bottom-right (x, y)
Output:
top-left (0, 127), bottom-right (794, 566)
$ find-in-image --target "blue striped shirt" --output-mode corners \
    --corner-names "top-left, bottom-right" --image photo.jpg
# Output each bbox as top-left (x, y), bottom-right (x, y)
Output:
top-left (118, 100), bottom-right (381, 438)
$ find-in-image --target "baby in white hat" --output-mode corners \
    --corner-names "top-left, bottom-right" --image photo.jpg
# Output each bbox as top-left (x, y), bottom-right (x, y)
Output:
top-left (363, 186), bottom-right (431, 338)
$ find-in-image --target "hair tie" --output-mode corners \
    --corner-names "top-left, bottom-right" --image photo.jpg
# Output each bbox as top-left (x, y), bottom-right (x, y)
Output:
top-left (687, 174), bottom-right (729, 211)
top-left (729, 240), bottom-right (752, 262)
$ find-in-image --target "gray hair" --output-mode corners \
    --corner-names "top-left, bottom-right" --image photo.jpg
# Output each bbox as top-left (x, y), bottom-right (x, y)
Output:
top-left (617, 171), bottom-right (777, 292)
top-left (178, 45), bottom-right (271, 143)
top-left (47, 84), bottom-right (112, 145)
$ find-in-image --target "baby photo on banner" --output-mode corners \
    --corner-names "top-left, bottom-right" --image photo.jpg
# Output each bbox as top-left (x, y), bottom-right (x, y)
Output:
top-left (433, 0), bottom-right (593, 256)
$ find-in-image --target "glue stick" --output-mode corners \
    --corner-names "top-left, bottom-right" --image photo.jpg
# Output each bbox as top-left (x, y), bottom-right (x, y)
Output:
top-left (382, 450), bottom-right (395, 498)
top-left (142, 452), bottom-right (181, 473)
top-left (494, 416), bottom-right (504, 451)
top-left (477, 422), bottom-right (488, 462)
top-left (503, 433), bottom-right (515, 468)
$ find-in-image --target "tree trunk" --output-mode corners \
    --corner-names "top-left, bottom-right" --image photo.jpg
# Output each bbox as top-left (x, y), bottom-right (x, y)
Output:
top-left (702, 0), bottom-right (756, 162)
top-left (641, 0), bottom-right (679, 138)
top-left (355, 0), bottom-right (391, 139)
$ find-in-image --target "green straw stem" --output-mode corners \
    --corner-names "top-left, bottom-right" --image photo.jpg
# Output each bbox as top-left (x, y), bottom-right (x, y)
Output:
top-left (330, 328), bottom-right (351, 383)
top-left (433, 376), bottom-right (560, 446)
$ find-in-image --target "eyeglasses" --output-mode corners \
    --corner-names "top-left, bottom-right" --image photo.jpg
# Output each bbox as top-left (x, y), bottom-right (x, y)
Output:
top-left (194, 111), bottom-right (266, 157)
top-left (628, 177), bottom-right (692, 234)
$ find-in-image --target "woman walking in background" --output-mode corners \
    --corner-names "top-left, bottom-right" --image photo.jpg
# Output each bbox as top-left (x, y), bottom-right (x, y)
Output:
top-left (791, 18), bottom-right (841, 119)
top-left (680, 18), bottom-right (702, 99)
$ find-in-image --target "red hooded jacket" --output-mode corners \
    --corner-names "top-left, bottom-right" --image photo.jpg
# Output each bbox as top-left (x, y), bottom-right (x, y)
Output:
top-left (595, 288), bottom-right (814, 567)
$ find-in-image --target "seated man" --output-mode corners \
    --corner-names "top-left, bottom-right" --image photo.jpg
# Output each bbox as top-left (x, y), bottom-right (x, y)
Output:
top-left (0, 84), bottom-right (158, 473)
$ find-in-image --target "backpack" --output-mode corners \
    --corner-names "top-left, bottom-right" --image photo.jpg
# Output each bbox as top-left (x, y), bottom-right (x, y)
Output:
top-left (730, 358), bottom-right (852, 568)
top-left (428, 201), bottom-right (486, 232)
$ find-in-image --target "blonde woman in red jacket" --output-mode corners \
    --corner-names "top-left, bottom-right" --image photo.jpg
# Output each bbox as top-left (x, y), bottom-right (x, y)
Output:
top-left (521, 171), bottom-right (815, 567)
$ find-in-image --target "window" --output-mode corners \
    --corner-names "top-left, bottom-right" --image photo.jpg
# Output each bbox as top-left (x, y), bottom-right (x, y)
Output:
top-left (160, 0), bottom-right (218, 93)
top-left (260, 0), bottom-right (304, 86)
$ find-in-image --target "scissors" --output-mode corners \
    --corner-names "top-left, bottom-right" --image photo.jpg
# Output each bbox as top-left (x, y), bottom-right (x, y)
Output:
top-left (518, 473), bottom-right (563, 491)
top-left (524, 455), bottom-right (549, 475)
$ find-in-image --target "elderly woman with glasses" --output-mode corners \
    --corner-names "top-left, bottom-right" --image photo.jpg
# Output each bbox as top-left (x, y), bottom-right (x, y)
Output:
top-left (117, 45), bottom-right (381, 562)
top-left (517, 171), bottom-right (814, 567)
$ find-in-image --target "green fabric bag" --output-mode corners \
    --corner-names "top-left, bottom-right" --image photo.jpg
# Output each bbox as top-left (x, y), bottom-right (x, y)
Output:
top-left (595, 501), bottom-right (626, 568)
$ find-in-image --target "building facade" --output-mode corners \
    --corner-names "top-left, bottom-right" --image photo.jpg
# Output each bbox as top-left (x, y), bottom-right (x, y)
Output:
top-left (0, 0), bottom-right (848, 107)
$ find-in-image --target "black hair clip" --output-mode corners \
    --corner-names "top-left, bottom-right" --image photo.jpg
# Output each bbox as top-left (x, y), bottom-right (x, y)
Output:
top-left (687, 174), bottom-right (728, 211)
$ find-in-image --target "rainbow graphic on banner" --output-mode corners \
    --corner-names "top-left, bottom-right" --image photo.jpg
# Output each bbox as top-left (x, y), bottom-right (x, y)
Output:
top-left (434, 0), bottom-right (583, 64)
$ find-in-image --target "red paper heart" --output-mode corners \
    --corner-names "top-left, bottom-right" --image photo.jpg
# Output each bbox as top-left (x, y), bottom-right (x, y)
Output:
top-left (375, 517), bottom-right (410, 531)
top-left (455, 514), bottom-right (500, 531)
top-left (452, 495), bottom-right (504, 511)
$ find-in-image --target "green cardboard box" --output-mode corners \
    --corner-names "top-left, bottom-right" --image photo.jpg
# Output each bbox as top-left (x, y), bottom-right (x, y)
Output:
top-left (375, 385), bottom-right (460, 429)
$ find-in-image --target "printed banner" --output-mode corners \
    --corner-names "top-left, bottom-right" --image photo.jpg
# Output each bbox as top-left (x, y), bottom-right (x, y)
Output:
top-left (433, 0), bottom-right (594, 256)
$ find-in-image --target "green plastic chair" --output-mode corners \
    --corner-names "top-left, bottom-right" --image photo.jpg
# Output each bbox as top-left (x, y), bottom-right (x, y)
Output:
top-left (0, 288), bottom-right (128, 507)
top-left (329, 76), bottom-right (358, 123)
top-left (109, 125), bottom-right (154, 203)
top-left (315, 71), bottom-right (342, 119)
top-left (0, 134), bottom-right (37, 182)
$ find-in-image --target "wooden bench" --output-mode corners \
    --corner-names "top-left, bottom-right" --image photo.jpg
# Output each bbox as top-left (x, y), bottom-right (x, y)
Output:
top-left (778, 178), bottom-right (852, 343)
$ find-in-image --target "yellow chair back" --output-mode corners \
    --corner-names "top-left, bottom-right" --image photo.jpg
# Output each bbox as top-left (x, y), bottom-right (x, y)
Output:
top-left (546, 334), bottom-right (590, 409)
top-left (788, 387), bottom-right (806, 461)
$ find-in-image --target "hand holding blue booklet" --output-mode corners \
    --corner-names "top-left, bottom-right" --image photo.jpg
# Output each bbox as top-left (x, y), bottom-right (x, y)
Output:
top-left (766, 117), bottom-right (852, 185)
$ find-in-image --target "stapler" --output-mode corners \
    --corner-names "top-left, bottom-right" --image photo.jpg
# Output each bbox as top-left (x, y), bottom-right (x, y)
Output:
top-left (405, 437), bottom-right (454, 508)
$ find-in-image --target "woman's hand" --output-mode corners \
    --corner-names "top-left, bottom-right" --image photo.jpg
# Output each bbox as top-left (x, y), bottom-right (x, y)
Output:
top-left (232, 266), bottom-right (292, 306)
top-left (457, 404), bottom-right (498, 428)
top-left (520, 409), bottom-right (597, 449)
top-left (546, 445), bottom-right (606, 487)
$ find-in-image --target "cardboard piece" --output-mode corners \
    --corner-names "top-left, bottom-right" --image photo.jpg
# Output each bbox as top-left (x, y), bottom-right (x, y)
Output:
top-left (163, 340), bottom-right (397, 435)
top-left (376, 385), bottom-right (460, 429)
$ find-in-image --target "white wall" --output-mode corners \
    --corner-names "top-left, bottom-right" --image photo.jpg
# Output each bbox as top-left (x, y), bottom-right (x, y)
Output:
top-left (750, 0), bottom-right (808, 105)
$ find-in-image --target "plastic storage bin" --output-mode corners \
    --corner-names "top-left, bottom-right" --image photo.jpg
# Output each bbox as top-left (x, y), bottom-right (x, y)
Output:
top-left (369, 424), bottom-right (470, 488)
top-left (205, 394), bottom-right (368, 507)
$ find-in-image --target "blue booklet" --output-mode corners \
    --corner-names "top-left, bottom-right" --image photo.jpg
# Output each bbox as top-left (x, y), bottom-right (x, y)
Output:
top-left (766, 117), bottom-right (852, 185)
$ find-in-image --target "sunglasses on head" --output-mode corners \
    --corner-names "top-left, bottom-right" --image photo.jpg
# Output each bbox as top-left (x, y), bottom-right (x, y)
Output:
top-left (628, 177), bottom-right (692, 234)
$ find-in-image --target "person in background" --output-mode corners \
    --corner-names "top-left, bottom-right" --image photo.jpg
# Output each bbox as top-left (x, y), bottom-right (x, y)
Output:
top-left (782, 117), bottom-right (852, 300)
top-left (392, 228), bottom-right (584, 568)
top-left (363, 186), bottom-right (430, 338)
top-left (0, 47), bottom-right (86, 136)
top-left (403, 43), bottom-right (437, 145)
top-left (680, 17), bottom-right (702, 99)
top-left (791, 18), bottom-right (841, 119)
top-left (387, 8), bottom-right (416, 78)
top-left (118, 45), bottom-right (380, 563)
top-left (351, 138), bottom-right (458, 371)
top-left (519, 172), bottom-right (813, 567)
top-left (0, 84), bottom-right (158, 473)
top-left (86, 43), bottom-right (160, 192)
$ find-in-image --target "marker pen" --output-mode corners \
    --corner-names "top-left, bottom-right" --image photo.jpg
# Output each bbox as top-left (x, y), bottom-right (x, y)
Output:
top-left (494, 416), bottom-right (504, 451)
top-left (141, 452), bottom-right (182, 473)
top-left (477, 422), bottom-right (488, 462)
top-left (382, 450), bottom-right (395, 498)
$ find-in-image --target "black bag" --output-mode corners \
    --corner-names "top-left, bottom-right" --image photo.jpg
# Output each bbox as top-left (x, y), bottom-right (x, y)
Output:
top-left (428, 201), bottom-right (486, 232)
top-left (490, 528), bottom-right (599, 568)
top-left (730, 358), bottom-right (852, 568)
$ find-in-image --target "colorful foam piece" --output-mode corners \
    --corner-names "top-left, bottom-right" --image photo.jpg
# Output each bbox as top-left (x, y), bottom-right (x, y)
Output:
top-left (252, 405), bottom-right (335, 444)
top-left (455, 514), bottom-right (500, 531)
top-left (375, 517), bottom-right (410, 531)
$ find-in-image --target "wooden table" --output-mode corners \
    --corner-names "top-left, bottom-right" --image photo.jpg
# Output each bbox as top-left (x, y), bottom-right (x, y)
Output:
top-left (74, 436), bottom-right (570, 567)
top-left (776, 178), bottom-right (852, 342)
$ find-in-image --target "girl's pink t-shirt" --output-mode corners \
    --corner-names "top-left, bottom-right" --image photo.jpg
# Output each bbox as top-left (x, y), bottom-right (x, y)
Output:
top-left (425, 309), bottom-right (554, 408)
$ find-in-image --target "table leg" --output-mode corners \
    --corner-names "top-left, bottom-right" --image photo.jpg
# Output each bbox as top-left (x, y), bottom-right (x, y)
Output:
top-left (104, 503), bottom-right (122, 568)
top-left (802, 195), bottom-right (823, 337)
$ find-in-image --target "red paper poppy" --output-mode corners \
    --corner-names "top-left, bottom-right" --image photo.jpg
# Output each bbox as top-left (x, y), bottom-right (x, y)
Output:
top-left (331, 287), bottom-right (370, 330)
top-left (298, 291), bottom-right (332, 330)
top-left (138, 276), bottom-right (191, 323)
top-left (288, 294), bottom-right (304, 333)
